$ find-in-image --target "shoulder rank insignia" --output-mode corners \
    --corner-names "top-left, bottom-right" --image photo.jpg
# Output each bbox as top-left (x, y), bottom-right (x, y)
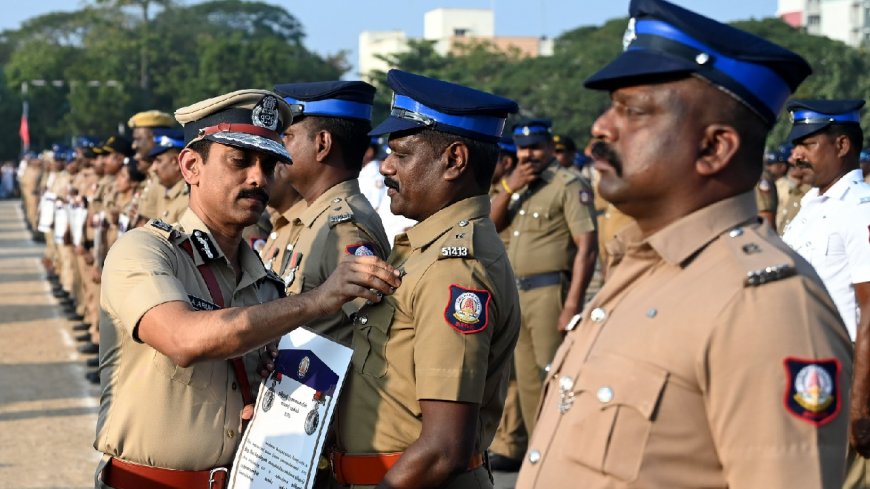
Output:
top-left (329, 213), bottom-right (353, 225)
top-left (346, 242), bottom-right (376, 257)
top-left (188, 294), bottom-right (220, 311)
top-left (444, 284), bottom-right (491, 334)
top-left (783, 357), bottom-right (841, 426)
top-left (150, 219), bottom-right (172, 232)
top-left (191, 229), bottom-right (218, 261)
top-left (744, 264), bottom-right (795, 286)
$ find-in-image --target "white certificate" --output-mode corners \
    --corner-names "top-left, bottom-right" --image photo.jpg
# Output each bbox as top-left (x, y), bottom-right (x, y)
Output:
top-left (70, 207), bottom-right (87, 246)
top-left (37, 193), bottom-right (57, 233)
top-left (228, 328), bottom-right (352, 489)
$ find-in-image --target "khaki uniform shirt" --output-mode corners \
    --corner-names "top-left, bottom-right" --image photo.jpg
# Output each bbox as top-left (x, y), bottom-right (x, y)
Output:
top-left (776, 178), bottom-right (812, 235)
top-left (755, 169), bottom-right (778, 214)
top-left (516, 192), bottom-right (852, 489)
top-left (336, 195), bottom-right (521, 457)
top-left (261, 200), bottom-right (307, 271)
top-left (282, 180), bottom-right (390, 345)
top-left (96, 209), bottom-right (283, 470)
top-left (157, 179), bottom-right (189, 225)
top-left (506, 163), bottom-right (596, 277)
top-left (136, 172), bottom-right (161, 221)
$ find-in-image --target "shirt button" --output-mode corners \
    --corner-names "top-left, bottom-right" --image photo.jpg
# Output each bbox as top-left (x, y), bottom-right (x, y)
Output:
top-left (458, 220), bottom-right (468, 227)
top-left (590, 307), bottom-right (607, 323)
top-left (332, 198), bottom-right (342, 203)
top-left (269, 232), bottom-right (277, 240)
top-left (519, 209), bottom-right (526, 216)
top-left (513, 230), bottom-right (520, 237)
top-left (528, 449), bottom-right (541, 464)
top-left (359, 316), bottom-right (368, 325)
top-left (728, 228), bottom-right (743, 238)
top-left (532, 212), bottom-right (540, 219)
top-left (231, 382), bottom-right (237, 390)
top-left (597, 386), bottom-right (614, 404)
top-left (227, 429), bottom-right (235, 438)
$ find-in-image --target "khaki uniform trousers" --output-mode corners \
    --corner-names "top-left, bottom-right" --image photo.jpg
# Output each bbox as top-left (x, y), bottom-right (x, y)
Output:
top-left (844, 448), bottom-right (870, 488)
top-left (513, 282), bottom-right (565, 435)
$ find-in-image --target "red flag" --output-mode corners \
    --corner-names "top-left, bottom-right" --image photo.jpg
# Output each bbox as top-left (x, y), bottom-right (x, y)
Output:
top-left (18, 101), bottom-right (29, 151)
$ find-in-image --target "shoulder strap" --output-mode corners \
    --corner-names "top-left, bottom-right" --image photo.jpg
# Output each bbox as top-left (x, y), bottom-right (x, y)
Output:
top-left (179, 240), bottom-right (255, 429)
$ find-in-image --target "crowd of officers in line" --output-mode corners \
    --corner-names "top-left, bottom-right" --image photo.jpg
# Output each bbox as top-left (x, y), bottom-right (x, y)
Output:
top-left (6, 0), bottom-right (870, 487)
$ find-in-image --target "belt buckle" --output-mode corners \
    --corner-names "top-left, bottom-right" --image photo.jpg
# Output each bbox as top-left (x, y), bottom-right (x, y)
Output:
top-left (515, 278), bottom-right (527, 291)
top-left (209, 467), bottom-right (228, 489)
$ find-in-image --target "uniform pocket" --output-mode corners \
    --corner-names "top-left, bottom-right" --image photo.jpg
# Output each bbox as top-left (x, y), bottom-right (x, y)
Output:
top-left (351, 301), bottom-right (395, 378)
top-left (825, 234), bottom-right (845, 257)
top-left (151, 350), bottom-right (213, 389)
top-left (561, 353), bottom-right (667, 482)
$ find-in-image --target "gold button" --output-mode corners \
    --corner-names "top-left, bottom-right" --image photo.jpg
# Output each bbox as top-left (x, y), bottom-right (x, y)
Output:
top-left (227, 429), bottom-right (235, 438)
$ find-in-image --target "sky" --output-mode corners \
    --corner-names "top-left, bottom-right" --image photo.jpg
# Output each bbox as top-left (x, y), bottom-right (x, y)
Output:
top-left (1, 0), bottom-right (779, 76)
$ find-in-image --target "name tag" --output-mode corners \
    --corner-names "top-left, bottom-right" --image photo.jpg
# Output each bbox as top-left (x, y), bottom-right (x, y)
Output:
top-left (188, 295), bottom-right (220, 311)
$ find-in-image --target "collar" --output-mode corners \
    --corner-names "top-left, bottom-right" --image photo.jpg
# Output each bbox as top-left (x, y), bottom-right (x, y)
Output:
top-left (176, 208), bottom-right (268, 288)
top-left (619, 191), bottom-right (758, 266)
top-left (822, 168), bottom-right (865, 201)
top-left (165, 179), bottom-right (187, 199)
top-left (297, 179), bottom-right (361, 227)
top-left (406, 195), bottom-right (490, 250)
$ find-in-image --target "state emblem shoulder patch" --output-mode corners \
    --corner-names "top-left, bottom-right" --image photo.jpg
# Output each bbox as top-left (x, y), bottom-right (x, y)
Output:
top-left (346, 242), bottom-right (376, 257)
top-left (783, 357), bottom-right (841, 426)
top-left (444, 284), bottom-right (491, 334)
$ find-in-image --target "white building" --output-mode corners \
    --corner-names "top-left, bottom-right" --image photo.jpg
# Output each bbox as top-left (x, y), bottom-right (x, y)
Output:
top-left (424, 8), bottom-right (496, 55)
top-left (358, 30), bottom-right (409, 82)
top-left (778, 0), bottom-right (870, 46)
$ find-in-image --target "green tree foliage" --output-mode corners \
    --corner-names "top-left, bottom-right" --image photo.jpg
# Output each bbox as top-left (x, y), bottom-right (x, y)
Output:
top-left (375, 17), bottom-right (869, 150)
top-left (0, 0), bottom-right (344, 159)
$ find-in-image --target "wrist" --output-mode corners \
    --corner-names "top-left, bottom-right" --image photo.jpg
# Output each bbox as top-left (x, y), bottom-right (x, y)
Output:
top-left (501, 178), bottom-right (514, 195)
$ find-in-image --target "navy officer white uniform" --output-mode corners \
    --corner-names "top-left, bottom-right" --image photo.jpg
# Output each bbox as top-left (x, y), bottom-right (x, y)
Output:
top-left (516, 1), bottom-right (853, 487)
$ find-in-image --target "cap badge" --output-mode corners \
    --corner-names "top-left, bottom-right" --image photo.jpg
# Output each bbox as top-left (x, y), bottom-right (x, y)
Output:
top-left (522, 127), bottom-right (531, 136)
top-left (622, 18), bottom-right (637, 51)
top-left (252, 95), bottom-right (280, 131)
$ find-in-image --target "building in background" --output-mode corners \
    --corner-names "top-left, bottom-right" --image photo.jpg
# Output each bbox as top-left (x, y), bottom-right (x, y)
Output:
top-left (778, 0), bottom-right (870, 46)
top-left (359, 8), bottom-right (553, 81)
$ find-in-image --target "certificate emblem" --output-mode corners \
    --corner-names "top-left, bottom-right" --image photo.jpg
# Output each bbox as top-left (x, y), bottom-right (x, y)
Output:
top-left (304, 407), bottom-right (320, 435)
top-left (298, 356), bottom-right (311, 379)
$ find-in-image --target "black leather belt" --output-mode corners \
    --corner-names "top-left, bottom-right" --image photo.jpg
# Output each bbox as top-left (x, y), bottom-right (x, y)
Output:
top-left (515, 271), bottom-right (563, 291)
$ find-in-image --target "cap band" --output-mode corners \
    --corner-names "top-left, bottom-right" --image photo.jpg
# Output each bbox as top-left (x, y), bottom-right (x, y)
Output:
top-left (630, 19), bottom-right (791, 118)
top-left (196, 123), bottom-right (283, 145)
top-left (791, 109), bottom-right (861, 125)
top-left (498, 141), bottom-right (517, 153)
top-left (154, 135), bottom-right (185, 149)
top-left (513, 125), bottom-right (551, 136)
top-left (391, 94), bottom-right (506, 139)
top-left (283, 97), bottom-right (373, 121)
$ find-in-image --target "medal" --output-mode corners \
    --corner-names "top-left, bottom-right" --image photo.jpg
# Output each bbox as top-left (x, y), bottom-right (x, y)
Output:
top-left (559, 375), bottom-right (575, 414)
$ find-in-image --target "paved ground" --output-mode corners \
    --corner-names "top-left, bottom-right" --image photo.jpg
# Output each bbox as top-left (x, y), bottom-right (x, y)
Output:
top-left (0, 198), bottom-right (521, 489)
top-left (0, 200), bottom-right (100, 489)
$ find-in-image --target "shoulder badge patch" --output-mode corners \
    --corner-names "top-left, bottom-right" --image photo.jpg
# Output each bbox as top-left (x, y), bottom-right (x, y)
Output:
top-left (759, 179), bottom-right (771, 192)
top-left (444, 284), bottom-right (491, 334)
top-left (150, 219), bottom-right (172, 232)
top-left (783, 357), bottom-right (841, 426)
top-left (346, 242), bottom-right (376, 257)
top-left (579, 189), bottom-right (592, 205)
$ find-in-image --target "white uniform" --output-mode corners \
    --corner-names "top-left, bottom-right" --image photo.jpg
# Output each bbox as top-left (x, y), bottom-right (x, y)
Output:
top-left (358, 159), bottom-right (417, 246)
top-left (783, 168), bottom-right (870, 339)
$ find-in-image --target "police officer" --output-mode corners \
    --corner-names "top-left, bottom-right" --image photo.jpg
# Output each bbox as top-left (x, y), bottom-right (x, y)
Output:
top-left (148, 129), bottom-right (189, 224)
top-left (332, 70), bottom-right (520, 488)
top-left (516, 1), bottom-right (852, 487)
top-left (94, 89), bottom-right (401, 489)
top-left (756, 147), bottom-right (780, 227)
top-left (776, 146), bottom-right (812, 235)
top-left (127, 110), bottom-right (178, 224)
top-left (490, 118), bottom-right (598, 442)
top-left (258, 158), bottom-right (304, 265)
top-left (779, 100), bottom-right (870, 488)
top-left (270, 81), bottom-right (390, 346)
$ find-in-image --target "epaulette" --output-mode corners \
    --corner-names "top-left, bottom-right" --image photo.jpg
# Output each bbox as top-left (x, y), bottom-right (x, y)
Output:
top-left (845, 181), bottom-right (870, 205)
top-left (326, 197), bottom-right (355, 228)
top-left (144, 219), bottom-right (175, 239)
top-left (555, 167), bottom-right (579, 185)
top-left (437, 219), bottom-right (475, 259)
top-left (722, 225), bottom-right (796, 287)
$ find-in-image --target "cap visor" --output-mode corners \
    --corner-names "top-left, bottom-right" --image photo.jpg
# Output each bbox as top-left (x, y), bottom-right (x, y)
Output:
top-left (584, 50), bottom-right (695, 90)
top-left (205, 132), bottom-right (292, 163)
top-left (148, 146), bottom-right (171, 158)
top-left (514, 134), bottom-right (549, 147)
top-left (787, 123), bottom-right (829, 144)
top-left (369, 116), bottom-right (425, 137)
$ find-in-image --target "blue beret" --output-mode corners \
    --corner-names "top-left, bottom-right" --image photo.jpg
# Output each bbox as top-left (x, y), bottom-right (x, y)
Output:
top-left (512, 119), bottom-right (553, 147)
top-left (371, 70), bottom-right (518, 143)
top-left (585, 0), bottom-right (811, 125)
top-left (273, 81), bottom-right (375, 121)
top-left (787, 99), bottom-right (865, 143)
top-left (149, 129), bottom-right (185, 158)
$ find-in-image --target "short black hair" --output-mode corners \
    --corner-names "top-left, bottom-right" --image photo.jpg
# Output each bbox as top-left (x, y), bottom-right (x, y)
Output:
top-left (301, 116), bottom-right (372, 172)
top-left (187, 139), bottom-right (213, 162)
top-left (823, 124), bottom-right (864, 155)
top-left (417, 129), bottom-right (499, 190)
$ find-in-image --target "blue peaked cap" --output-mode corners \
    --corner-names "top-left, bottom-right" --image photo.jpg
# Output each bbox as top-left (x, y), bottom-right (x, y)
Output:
top-left (148, 128), bottom-right (185, 158)
top-left (512, 119), bottom-right (553, 147)
top-left (371, 70), bottom-right (519, 143)
top-left (498, 135), bottom-right (517, 154)
top-left (585, 0), bottom-right (811, 125)
top-left (273, 80), bottom-right (375, 122)
top-left (787, 99), bottom-right (865, 143)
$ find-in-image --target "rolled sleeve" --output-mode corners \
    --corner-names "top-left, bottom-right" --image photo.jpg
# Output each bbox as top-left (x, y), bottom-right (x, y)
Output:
top-left (564, 180), bottom-right (596, 237)
top-left (101, 230), bottom-right (189, 340)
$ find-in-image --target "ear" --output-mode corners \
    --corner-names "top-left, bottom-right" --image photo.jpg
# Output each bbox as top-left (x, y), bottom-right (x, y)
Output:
top-left (178, 148), bottom-right (201, 186)
top-left (834, 134), bottom-right (852, 158)
top-left (443, 141), bottom-right (470, 182)
top-left (695, 124), bottom-right (740, 177)
top-left (314, 130), bottom-right (333, 163)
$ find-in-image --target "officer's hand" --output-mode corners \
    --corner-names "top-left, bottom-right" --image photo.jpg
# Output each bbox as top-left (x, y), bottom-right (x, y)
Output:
top-left (257, 342), bottom-right (278, 379)
top-left (557, 308), bottom-right (577, 333)
top-left (91, 267), bottom-right (102, 284)
top-left (505, 161), bottom-right (538, 192)
top-left (84, 252), bottom-right (95, 266)
top-left (241, 404), bottom-right (255, 421)
top-left (851, 418), bottom-right (870, 457)
top-left (312, 256), bottom-right (402, 316)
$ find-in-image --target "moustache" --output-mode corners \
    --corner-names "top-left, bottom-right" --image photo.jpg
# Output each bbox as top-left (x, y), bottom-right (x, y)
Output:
top-left (590, 141), bottom-right (623, 176)
top-left (383, 177), bottom-right (400, 191)
top-left (237, 188), bottom-right (269, 204)
top-left (794, 159), bottom-right (813, 170)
